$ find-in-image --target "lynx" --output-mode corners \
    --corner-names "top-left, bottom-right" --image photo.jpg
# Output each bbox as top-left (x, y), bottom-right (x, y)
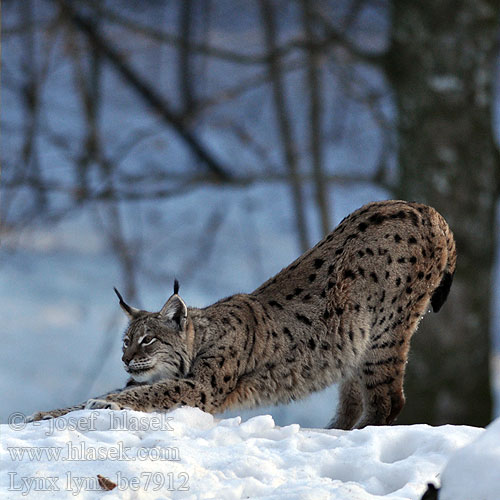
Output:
top-left (28, 200), bottom-right (456, 429)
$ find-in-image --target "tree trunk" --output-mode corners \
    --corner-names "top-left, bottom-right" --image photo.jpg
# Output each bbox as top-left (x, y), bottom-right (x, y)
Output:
top-left (386, 0), bottom-right (499, 426)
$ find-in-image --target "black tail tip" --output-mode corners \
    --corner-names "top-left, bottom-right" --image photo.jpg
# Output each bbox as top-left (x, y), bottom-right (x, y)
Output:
top-left (421, 483), bottom-right (439, 500)
top-left (173, 279), bottom-right (180, 295)
top-left (431, 271), bottom-right (454, 313)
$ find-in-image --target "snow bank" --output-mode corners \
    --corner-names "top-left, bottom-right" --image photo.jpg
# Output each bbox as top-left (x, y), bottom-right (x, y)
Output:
top-left (0, 408), bottom-right (490, 499)
top-left (439, 416), bottom-right (500, 500)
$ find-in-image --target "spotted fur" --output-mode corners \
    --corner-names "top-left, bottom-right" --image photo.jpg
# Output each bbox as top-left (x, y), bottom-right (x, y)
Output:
top-left (28, 200), bottom-right (456, 429)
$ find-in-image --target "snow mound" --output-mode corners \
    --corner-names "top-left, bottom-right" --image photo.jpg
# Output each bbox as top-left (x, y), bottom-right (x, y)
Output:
top-left (439, 416), bottom-right (500, 500)
top-left (0, 407), bottom-right (487, 499)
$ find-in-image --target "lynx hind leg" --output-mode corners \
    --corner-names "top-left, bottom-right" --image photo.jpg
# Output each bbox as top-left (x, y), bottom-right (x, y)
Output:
top-left (354, 338), bottom-right (409, 429)
top-left (327, 376), bottom-right (363, 430)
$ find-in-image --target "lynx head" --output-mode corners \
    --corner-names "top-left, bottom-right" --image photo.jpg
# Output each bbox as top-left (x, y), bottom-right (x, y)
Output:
top-left (114, 280), bottom-right (193, 383)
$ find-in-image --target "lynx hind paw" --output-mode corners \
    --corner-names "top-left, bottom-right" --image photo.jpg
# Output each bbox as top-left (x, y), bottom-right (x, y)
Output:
top-left (84, 399), bottom-right (123, 410)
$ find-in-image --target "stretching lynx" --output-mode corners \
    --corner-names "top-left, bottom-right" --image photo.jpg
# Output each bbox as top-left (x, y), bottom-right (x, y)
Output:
top-left (28, 200), bottom-right (456, 429)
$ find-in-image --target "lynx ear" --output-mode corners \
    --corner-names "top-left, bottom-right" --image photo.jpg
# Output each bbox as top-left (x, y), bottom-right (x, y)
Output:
top-left (159, 293), bottom-right (188, 330)
top-left (114, 288), bottom-right (141, 320)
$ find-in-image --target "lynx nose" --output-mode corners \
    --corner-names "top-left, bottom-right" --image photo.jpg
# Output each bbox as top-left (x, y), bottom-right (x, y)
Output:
top-left (122, 352), bottom-right (133, 365)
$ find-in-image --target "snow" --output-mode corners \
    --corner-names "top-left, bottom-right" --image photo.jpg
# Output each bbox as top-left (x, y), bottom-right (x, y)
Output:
top-left (2, 407), bottom-right (496, 499)
top-left (439, 417), bottom-right (500, 500)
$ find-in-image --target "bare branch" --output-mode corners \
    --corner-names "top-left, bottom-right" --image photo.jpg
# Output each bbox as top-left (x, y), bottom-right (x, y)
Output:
top-left (3, 170), bottom-right (383, 201)
top-left (178, 0), bottom-right (196, 114)
top-left (17, 0), bottom-right (47, 213)
top-left (190, 58), bottom-right (305, 118)
top-left (301, 0), bottom-right (331, 236)
top-left (309, 5), bottom-right (386, 65)
top-left (55, 0), bottom-right (233, 182)
top-left (92, 1), bottom-right (384, 67)
top-left (259, 0), bottom-right (310, 253)
top-left (89, 1), bottom-right (267, 65)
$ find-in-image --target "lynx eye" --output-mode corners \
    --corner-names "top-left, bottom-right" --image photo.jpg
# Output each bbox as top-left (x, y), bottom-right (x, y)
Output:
top-left (141, 335), bottom-right (156, 346)
top-left (123, 338), bottom-right (129, 349)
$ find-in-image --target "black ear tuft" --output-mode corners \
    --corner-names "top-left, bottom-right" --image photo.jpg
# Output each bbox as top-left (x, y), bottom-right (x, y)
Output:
top-left (114, 287), bottom-right (124, 303)
top-left (113, 287), bottom-right (140, 319)
top-left (173, 279), bottom-right (180, 295)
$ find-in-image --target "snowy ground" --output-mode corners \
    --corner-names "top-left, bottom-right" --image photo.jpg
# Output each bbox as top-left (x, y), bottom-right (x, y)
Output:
top-left (1, 407), bottom-right (498, 499)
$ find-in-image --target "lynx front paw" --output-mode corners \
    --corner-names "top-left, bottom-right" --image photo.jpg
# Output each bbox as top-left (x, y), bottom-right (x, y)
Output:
top-left (84, 398), bottom-right (130, 410)
top-left (26, 410), bottom-right (64, 422)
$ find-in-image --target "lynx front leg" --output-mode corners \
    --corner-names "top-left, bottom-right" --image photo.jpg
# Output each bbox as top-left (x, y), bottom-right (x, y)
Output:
top-left (99, 375), bottom-right (232, 414)
top-left (26, 403), bottom-right (86, 422)
top-left (327, 376), bottom-right (363, 430)
top-left (26, 386), bottom-right (132, 422)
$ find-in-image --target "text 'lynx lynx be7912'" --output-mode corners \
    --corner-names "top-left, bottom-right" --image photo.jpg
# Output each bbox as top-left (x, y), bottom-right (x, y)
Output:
top-left (29, 200), bottom-right (456, 429)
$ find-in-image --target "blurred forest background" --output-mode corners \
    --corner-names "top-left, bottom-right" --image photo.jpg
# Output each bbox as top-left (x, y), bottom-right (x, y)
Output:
top-left (2, 0), bottom-right (500, 427)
